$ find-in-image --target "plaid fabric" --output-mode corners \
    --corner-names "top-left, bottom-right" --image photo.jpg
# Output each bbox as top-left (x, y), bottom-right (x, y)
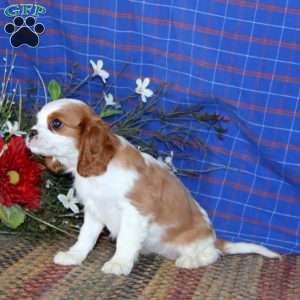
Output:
top-left (0, 0), bottom-right (300, 253)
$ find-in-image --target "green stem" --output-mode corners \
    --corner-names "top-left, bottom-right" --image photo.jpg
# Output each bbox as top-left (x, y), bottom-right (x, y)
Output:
top-left (18, 85), bottom-right (23, 129)
top-left (2, 54), bottom-right (16, 100)
top-left (25, 210), bottom-right (76, 238)
top-left (67, 74), bottom-right (91, 96)
top-left (0, 230), bottom-right (19, 235)
top-left (97, 63), bottom-right (130, 105)
top-left (33, 66), bottom-right (48, 104)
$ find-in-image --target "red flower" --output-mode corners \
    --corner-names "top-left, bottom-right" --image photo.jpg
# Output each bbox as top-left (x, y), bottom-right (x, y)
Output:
top-left (0, 136), bottom-right (43, 209)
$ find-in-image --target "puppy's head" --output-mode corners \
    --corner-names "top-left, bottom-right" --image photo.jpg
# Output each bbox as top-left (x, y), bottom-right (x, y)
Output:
top-left (26, 99), bottom-right (118, 176)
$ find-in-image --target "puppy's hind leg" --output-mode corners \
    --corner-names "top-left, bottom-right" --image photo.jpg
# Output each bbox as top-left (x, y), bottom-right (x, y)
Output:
top-left (175, 237), bottom-right (220, 269)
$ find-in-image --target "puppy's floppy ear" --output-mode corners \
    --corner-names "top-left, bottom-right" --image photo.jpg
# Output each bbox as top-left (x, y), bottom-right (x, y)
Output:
top-left (45, 156), bottom-right (65, 173)
top-left (77, 119), bottom-right (118, 177)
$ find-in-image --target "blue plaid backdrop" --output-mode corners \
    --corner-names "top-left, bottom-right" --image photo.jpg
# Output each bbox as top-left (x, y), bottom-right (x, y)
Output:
top-left (1, 0), bottom-right (300, 253)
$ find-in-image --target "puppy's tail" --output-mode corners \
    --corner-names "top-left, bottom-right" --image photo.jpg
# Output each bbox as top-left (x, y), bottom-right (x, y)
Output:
top-left (215, 240), bottom-right (281, 259)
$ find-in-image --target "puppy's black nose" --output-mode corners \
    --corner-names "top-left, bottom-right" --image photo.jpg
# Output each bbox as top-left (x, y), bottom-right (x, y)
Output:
top-left (28, 129), bottom-right (38, 139)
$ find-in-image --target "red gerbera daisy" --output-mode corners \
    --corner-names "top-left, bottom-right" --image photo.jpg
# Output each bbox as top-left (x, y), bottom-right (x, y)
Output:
top-left (0, 136), bottom-right (43, 209)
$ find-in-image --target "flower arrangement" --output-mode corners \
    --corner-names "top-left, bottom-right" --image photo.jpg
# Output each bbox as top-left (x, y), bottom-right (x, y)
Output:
top-left (0, 137), bottom-right (42, 207)
top-left (0, 53), bottom-right (227, 237)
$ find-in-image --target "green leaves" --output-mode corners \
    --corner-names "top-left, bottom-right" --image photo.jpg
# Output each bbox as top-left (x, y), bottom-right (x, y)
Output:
top-left (48, 80), bottom-right (61, 101)
top-left (0, 204), bottom-right (26, 229)
top-left (100, 108), bottom-right (123, 119)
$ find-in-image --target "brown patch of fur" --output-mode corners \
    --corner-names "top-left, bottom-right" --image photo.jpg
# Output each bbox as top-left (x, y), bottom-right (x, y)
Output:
top-left (47, 102), bottom-right (119, 177)
top-left (77, 119), bottom-right (119, 177)
top-left (114, 143), bottom-right (147, 173)
top-left (45, 156), bottom-right (65, 173)
top-left (117, 145), bottom-right (213, 246)
top-left (47, 103), bottom-right (94, 144)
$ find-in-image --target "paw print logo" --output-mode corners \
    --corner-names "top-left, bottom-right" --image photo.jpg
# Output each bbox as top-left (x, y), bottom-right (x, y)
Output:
top-left (4, 16), bottom-right (45, 48)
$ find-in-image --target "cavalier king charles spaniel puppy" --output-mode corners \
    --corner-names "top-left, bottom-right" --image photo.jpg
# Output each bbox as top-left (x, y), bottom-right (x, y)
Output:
top-left (26, 99), bottom-right (279, 275)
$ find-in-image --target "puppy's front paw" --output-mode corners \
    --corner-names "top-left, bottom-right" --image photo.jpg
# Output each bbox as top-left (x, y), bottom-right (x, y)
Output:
top-left (53, 251), bottom-right (84, 266)
top-left (101, 259), bottom-right (133, 276)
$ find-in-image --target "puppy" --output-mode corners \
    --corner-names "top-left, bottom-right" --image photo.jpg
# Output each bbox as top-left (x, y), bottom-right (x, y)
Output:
top-left (26, 99), bottom-right (280, 275)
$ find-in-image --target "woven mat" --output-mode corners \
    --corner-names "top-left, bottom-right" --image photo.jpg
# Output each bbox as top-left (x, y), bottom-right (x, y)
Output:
top-left (0, 235), bottom-right (299, 300)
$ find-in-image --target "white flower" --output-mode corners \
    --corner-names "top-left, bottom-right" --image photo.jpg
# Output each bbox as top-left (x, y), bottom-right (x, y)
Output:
top-left (104, 92), bottom-right (117, 107)
top-left (3, 121), bottom-right (26, 136)
top-left (157, 156), bottom-right (163, 163)
top-left (57, 188), bottom-right (80, 214)
top-left (45, 179), bottom-right (53, 189)
top-left (89, 59), bottom-right (110, 83)
top-left (135, 78), bottom-right (154, 103)
top-left (164, 151), bottom-right (177, 173)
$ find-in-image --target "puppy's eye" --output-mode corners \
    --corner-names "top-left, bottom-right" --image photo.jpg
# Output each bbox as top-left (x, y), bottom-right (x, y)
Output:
top-left (51, 119), bottom-right (63, 129)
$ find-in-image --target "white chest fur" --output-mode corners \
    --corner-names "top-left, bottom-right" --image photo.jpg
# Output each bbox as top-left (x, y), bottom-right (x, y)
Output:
top-left (74, 162), bottom-right (139, 237)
